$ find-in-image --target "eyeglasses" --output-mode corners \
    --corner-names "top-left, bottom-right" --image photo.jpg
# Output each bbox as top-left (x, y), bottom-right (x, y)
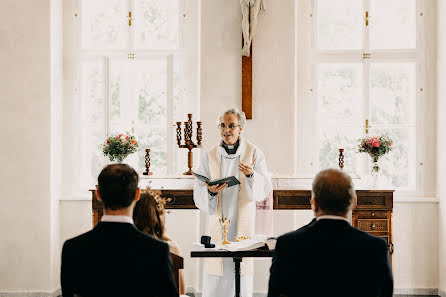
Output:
top-left (218, 123), bottom-right (240, 130)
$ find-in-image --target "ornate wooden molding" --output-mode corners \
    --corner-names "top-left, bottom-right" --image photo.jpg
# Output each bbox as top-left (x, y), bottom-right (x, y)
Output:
top-left (90, 189), bottom-right (393, 210)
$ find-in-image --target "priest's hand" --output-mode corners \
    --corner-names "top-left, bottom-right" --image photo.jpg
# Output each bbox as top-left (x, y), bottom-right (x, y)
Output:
top-left (238, 158), bottom-right (256, 176)
top-left (207, 183), bottom-right (227, 194)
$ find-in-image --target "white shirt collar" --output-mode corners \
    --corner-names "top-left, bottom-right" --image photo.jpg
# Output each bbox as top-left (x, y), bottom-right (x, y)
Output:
top-left (316, 215), bottom-right (350, 224)
top-left (217, 137), bottom-right (245, 159)
top-left (101, 215), bottom-right (134, 224)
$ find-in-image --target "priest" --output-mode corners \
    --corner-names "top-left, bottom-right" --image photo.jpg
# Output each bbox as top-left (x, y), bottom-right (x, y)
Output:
top-left (194, 108), bottom-right (272, 297)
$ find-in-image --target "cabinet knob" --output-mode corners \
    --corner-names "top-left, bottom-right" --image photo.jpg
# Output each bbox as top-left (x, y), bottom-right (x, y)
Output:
top-left (371, 223), bottom-right (376, 230)
top-left (371, 212), bottom-right (375, 217)
top-left (388, 242), bottom-right (394, 254)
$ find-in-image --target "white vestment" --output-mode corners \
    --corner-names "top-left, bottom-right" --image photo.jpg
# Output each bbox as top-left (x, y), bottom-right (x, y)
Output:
top-left (194, 138), bottom-right (272, 297)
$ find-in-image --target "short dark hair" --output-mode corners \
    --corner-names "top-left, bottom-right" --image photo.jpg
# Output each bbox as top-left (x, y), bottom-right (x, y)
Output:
top-left (312, 169), bottom-right (356, 215)
top-left (97, 164), bottom-right (139, 210)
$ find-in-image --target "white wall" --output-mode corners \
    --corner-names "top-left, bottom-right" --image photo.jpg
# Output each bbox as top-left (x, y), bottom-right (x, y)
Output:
top-left (437, 0), bottom-right (446, 293)
top-left (199, 0), bottom-right (243, 153)
top-left (50, 0), bottom-right (64, 290)
top-left (0, 0), bottom-right (61, 293)
top-left (59, 200), bottom-right (92, 244)
top-left (393, 202), bottom-right (438, 290)
top-left (200, 0), bottom-right (296, 175)
top-left (62, 0), bottom-right (82, 198)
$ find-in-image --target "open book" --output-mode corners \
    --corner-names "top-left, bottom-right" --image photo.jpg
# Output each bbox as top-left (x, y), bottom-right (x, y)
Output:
top-left (192, 172), bottom-right (241, 188)
top-left (218, 235), bottom-right (277, 252)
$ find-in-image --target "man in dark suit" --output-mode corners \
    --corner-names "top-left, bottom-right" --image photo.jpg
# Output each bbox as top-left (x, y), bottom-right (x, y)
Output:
top-left (61, 164), bottom-right (178, 297)
top-left (267, 169), bottom-right (393, 297)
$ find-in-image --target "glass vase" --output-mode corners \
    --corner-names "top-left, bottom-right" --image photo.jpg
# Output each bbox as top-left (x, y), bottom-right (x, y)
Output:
top-left (371, 157), bottom-right (380, 174)
top-left (369, 157), bottom-right (380, 188)
top-left (115, 154), bottom-right (127, 163)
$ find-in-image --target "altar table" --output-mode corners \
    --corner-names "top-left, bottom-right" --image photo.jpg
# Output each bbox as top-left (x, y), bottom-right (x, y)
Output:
top-left (90, 177), bottom-right (394, 257)
top-left (190, 247), bottom-right (274, 297)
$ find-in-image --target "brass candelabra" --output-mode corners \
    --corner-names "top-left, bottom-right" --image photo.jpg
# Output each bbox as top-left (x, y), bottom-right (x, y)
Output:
top-left (176, 113), bottom-right (202, 175)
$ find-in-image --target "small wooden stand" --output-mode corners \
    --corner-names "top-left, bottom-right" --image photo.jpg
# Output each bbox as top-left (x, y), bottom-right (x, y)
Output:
top-left (338, 148), bottom-right (345, 170)
top-left (176, 114), bottom-right (202, 175)
top-left (143, 149), bottom-right (153, 175)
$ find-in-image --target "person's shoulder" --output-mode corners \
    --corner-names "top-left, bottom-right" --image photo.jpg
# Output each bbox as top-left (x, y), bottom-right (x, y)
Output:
top-left (277, 219), bottom-right (316, 243)
top-left (201, 150), bottom-right (210, 161)
top-left (201, 145), bottom-right (218, 161)
top-left (61, 228), bottom-right (100, 258)
top-left (167, 239), bottom-right (182, 255)
top-left (244, 140), bottom-right (265, 157)
top-left (350, 227), bottom-right (388, 248)
top-left (133, 228), bottom-right (169, 250)
top-left (207, 144), bottom-right (219, 152)
top-left (274, 224), bottom-right (314, 256)
top-left (244, 139), bottom-right (258, 149)
top-left (63, 228), bottom-right (96, 248)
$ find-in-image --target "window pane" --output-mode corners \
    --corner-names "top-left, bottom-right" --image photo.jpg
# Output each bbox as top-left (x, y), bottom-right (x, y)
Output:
top-left (370, 63), bottom-right (416, 126)
top-left (80, 60), bottom-right (106, 185)
top-left (369, 127), bottom-right (416, 189)
top-left (319, 127), bottom-right (363, 177)
top-left (369, 0), bottom-right (416, 49)
top-left (173, 58), bottom-right (190, 173)
top-left (81, 0), bottom-right (128, 50)
top-left (109, 60), bottom-right (127, 133)
top-left (132, 60), bottom-right (168, 174)
top-left (317, 63), bottom-right (363, 126)
top-left (318, 63), bottom-right (363, 177)
top-left (109, 59), bottom-right (168, 173)
top-left (317, 0), bottom-right (363, 50)
top-left (134, 0), bottom-right (179, 50)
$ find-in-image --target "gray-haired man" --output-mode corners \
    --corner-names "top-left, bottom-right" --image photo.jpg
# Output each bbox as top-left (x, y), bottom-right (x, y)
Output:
top-left (193, 108), bottom-right (272, 297)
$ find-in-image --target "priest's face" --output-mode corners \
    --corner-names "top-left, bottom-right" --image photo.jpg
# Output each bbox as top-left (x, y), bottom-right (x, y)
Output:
top-left (219, 113), bottom-right (243, 145)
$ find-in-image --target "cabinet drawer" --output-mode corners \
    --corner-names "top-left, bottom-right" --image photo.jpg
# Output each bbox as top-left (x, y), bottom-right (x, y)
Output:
top-left (356, 210), bottom-right (388, 219)
top-left (358, 219), bottom-right (389, 232)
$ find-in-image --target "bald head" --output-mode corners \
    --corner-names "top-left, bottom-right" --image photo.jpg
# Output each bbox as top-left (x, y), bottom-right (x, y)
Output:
top-left (312, 169), bottom-right (356, 216)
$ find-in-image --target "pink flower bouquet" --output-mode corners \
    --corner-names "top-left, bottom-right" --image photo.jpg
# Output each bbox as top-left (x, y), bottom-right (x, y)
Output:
top-left (357, 134), bottom-right (393, 162)
top-left (102, 133), bottom-right (139, 163)
top-left (357, 134), bottom-right (392, 173)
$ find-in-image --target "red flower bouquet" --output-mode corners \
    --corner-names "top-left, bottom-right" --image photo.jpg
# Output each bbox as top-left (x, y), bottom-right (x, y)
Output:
top-left (357, 134), bottom-right (393, 172)
top-left (102, 133), bottom-right (139, 163)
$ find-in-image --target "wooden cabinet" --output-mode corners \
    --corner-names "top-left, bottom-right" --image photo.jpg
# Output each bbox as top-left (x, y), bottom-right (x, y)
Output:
top-left (352, 191), bottom-right (394, 256)
top-left (91, 189), bottom-right (394, 255)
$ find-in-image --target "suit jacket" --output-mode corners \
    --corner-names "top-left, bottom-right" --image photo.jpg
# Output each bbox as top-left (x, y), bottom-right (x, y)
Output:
top-left (268, 218), bottom-right (393, 297)
top-left (61, 222), bottom-right (179, 297)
